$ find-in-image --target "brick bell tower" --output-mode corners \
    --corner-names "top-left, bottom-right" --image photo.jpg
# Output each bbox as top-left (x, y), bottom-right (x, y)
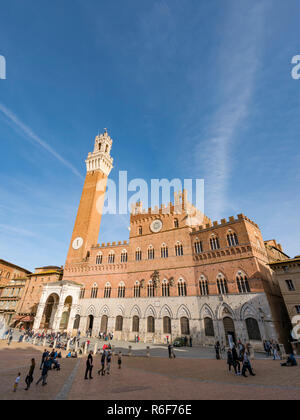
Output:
top-left (65, 130), bottom-right (113, 265)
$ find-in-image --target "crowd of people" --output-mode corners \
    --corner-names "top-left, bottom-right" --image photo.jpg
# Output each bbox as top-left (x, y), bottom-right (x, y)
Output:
top-left (4, 327), bottom-right (298, 394)
top-left (12, 347), bottom-right (63, 392)
top-left (85, 348), bottom-right (121, 380)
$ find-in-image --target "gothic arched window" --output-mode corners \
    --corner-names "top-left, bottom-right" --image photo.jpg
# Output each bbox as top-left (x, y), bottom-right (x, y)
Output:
top-left (178, 279), bottom-right (187, 297)
top-left (96, 253), bottom-right (103, 265)
top-left (245, 318), bottom-right (261, 341)
top-left (180, 317), bottom-right (190, 335)
top-left (210, 235), bottom-right (220, 250)
top-left (147, 316), bottom-right (155, 333)
top-left (135, 248), bottom-right (142, 261)
top-left (104, 283), bottom-right (111, 298)
top-left (134, 281), bottom-right (141, 298)
top-left (148, 245), bottom-right (155, 260)
top-left (162, 279), bottom-right (170, 297)
top-left (115, 316), bottom-right (123, 331)
top-left (204, 317), bottom-right (215, 337)
top-left (199, 279), bottom-right (209, 296)
top-left (91, 283), bottom-right (98, 299)
top-left (217, 274), bottom-right (228, 294)
top-left (118, 283), bottom-right (126, 298)
top-left (194, 239), bottom-right (203, 254)
top-left (227, 231), bottom-right (239, 247)
top-left (147, 281), bottom-right (155, 297)
top-left (120, 250), bottom-right (128, 263)
top-left (108, 252), bottom-right (115, 264)
top-left (161, 244), bottom-right (168, 258)
top-left (175, 242), bottom-right (183, 256)
top-left (132, 316), bottom-right (140, 332)
top-left (163, 316), bottom-right (172, 334)
top-left (237, 272), bottom-right (251, 294)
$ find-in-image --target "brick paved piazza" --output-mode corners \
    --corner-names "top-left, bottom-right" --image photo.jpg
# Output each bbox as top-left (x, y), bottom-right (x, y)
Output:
top-left (0, 342), bottom-right (299, 400)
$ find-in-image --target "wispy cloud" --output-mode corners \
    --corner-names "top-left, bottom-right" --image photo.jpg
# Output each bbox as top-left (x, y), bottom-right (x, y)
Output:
top-left (0, 224), bottom-right (37, 238)
top-left (0, 103), bottom-right (83, 179)
top-left (190, 2), bottom-right (268, 219)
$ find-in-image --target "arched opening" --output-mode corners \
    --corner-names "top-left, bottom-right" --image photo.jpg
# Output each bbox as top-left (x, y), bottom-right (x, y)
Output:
top-left (59, 296), bottom-right (73, 331)
top-left (147, 316), bottom-right (155, 333)
top-left (73, 314), bottom-right (80, 330)
top-left (223, 317), bottom-right (236, 345)
top-left (180, 317), bottom-right (190, 335)
top-left (204, 317), bottom-right (215, 337)
top-left (132, 316), bottom-right (140, 332)
top-left (163, 316), bottom-right (171, 334)
top-left (245, 318), bottom-right (262, 341)
top-left (87, 315), bottom-right (94, 333)
top-left (100, 315), bottom-right (108, 334)
top-left (115, 315), bottom-right (123, 331)
top-left (41, 293), bottom-right (59, 329)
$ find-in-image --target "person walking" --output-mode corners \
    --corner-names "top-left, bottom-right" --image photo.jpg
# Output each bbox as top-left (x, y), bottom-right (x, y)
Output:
top-left (36, 357), bottom-right (50, 386)
top-left (98, 351), bottom-right (106, 376)
top-left (84, 351), bottom-right (93, 380)
top-left (241, 351), bottom-right (256, 377)
top-left (118, 352), bottom-right (122, 369)
top-left (40, 349), bottom-right (49, 370)
top-left (227, 348), bottom-right (235, 373)
top-left (25, 359), bottom-right (35, 390)
top-left (168, 344), bottom-right (172, 359)
top-left (105, 351), bottom-right (112, 375)
top-left (13, 373), bottom-right (21, 392)
top-left (215, 341), bottom-right (221, 360)
top-left (232, 345), bottom-right (241, 375)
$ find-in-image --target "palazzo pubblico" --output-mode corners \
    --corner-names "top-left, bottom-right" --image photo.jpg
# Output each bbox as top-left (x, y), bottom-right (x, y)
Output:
top-left (32, 131), bottom-right (291, 349)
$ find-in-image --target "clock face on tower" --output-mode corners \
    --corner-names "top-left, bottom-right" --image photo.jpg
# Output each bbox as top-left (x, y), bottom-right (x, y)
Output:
top-left (72, 237), bottom-right (83, 250)
top-left (150, 219), bottom-right (163, 233)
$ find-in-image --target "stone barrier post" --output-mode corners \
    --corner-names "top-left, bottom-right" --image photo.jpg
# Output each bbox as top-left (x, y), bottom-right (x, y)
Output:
top-left (84, 341), bottom-right (88, 354)
top-left (53, 339), bottom-right (57, 349)
top-left (67, 340), bottom-right (71, 352)
top-left (43, 338), bottom-right (46, 347)
top-left (32, 337), bottom-right (36, 345)
top-left (279, 344), bottom-right (287, 359)
top-left (128, 345), bottom-right (132, 356)
top-left (146, 346), bottom-right (150, 358)
top-left (248, 344), bottom-right (255, 360)
top-left (94, 342), bottom-right (98, 355)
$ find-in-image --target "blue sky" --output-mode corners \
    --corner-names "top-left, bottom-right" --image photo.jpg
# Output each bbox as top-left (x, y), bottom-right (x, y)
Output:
top-left (0, 0), bottom-right (299, 271)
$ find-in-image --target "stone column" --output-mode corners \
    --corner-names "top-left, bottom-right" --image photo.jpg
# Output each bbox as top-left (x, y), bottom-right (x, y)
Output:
top-left (66, 306), bottom-right (78, 333)
top-left (33, 303), bottom-right (46, 331)
top-left (52, 304), bottom-right (65, 332)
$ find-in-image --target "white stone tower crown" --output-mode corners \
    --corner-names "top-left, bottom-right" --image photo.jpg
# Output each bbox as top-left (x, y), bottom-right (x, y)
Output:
top-left (85, 129), bottom-right (114, 176)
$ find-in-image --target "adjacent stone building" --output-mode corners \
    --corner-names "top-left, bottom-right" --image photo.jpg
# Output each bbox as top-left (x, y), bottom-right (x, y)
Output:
top-left (14, 266), bottom-right (63, 329)
top-left (269, 256), bottom-right (300, 352)
top-left (0, 259), bottom-right (31, 326)
top-left (33, 131), bottom-right (291, 350)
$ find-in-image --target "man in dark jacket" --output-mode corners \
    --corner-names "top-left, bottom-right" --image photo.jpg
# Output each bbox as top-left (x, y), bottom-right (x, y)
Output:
top-left (40, 349), bottom-right (49, 370)
top-left (25, 358), bottom-right (36, 390)
top-left (85, 351), bottom-right (94, 379)
top-left (232, 345), bottom-right (241, 375)
top-left (36, 357), bottom-right (50, 386)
